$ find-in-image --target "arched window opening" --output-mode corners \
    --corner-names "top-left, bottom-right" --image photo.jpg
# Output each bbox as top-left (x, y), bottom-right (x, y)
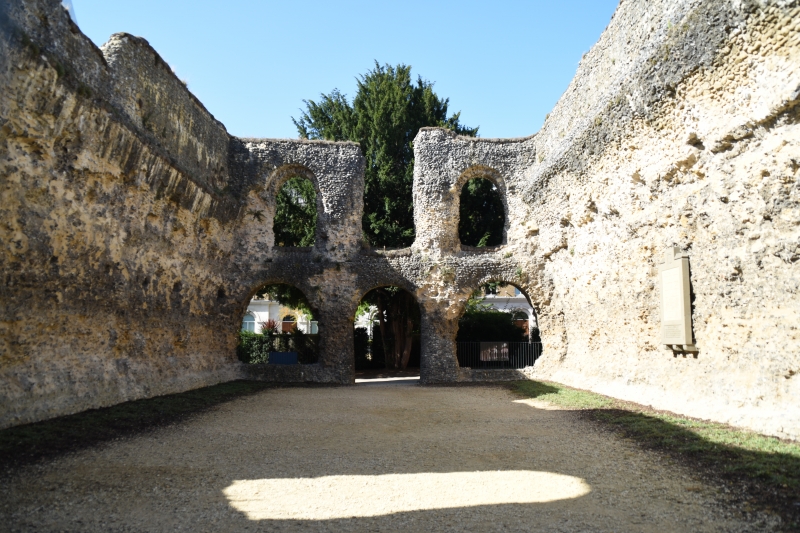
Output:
top-left (456, 282), bottom-right (542, 369)
top-left (353, 287), bottom-right (421, 373)
top-left (459, 177), bottom-right (504, 247)
top-left (237, 283), bottom-right (319, 364)
top-left (274, 176), bottom-right (317, 247)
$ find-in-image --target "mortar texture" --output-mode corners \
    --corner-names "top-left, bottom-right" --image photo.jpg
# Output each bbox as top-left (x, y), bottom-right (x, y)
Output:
top-left (0, 0), bottom-right (798, 440)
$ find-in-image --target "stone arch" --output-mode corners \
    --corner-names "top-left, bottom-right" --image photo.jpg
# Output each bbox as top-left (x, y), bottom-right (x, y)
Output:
top-left (265, 164), bottom-right (320, 199)
top-left (234, 276), bottom-right (325, 367)
top-left (350, 281), bottom-right (430, 374)
top-left (455, 165), bottom-right (509, 249)
top-left (452, 275), bottom-right (538, 321)
top-left (233, 164), bottom-right (323, 264)
top-left (452, 277), bottom-right (542, 372)
top-left (236, 274), bottom-right (322, 330)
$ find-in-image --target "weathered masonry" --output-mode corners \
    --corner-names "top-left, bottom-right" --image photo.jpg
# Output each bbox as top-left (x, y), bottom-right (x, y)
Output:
top-left (1, 0), bottom-right (799, 440)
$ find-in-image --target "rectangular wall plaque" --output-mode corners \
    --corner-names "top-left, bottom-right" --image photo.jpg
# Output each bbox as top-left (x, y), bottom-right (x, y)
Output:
top-left (658, 247), bottom-right (696, 351)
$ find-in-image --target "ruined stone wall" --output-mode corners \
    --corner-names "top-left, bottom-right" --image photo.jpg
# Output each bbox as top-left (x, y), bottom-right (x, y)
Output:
top-left (412, 0), bottom-right (800, 440)
top-left (0, 0), bottom-right (364, 427)
top-left (1, 0), bottom-right (798, 441)
top-left (532, 0), bottom-right (800, 441)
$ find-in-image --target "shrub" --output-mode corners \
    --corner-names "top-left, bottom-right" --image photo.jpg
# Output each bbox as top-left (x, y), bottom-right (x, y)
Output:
top-left (237, 329), bottom-right (319, 364)
top-left (456, 311), bottom-right (528, 342)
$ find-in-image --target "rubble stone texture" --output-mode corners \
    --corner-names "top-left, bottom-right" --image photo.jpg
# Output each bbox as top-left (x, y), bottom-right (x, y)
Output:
top-left (1, 0), bottom-right (798, 440)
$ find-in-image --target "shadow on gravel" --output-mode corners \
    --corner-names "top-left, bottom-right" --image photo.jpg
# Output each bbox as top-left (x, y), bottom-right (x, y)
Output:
top-left (1, 380), bottom-right (788, 532)
top-left (516, 380), bottom-right (800, 531)
top-left (0, 380), bottom-right (280, 470)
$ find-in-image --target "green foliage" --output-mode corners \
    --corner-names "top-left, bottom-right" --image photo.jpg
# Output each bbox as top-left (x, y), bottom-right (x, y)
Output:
top-left (237, 330), bottom-right (271, 363)
top-left (459, 178), bottom-right (504, 247)
top-left (463, 281), bottom-right (506, 313)
top-left (237, 329), bottom-right (318, 364)
top-left (457, 311), bottom-right (527, 342)
top-left (293, 62), bottom-right (478, 247)
top-left (274, 176), bottom-right (316, 247)
top-left (255, 283), bottom-right (314, 319)
top-left (354, 300), bottom-right (372, 320)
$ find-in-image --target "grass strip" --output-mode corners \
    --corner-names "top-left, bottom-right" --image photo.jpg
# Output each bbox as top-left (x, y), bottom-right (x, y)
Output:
top-left (513, 380), bottom-right (800, 530)
top-left (0, 380), bottom-right (274, 470)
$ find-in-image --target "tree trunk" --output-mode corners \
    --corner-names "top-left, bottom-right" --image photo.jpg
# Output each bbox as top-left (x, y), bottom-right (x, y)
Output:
top-left (399, 317), bottom-right (413, 369)
top-left (375, 294), bottom-right (390, 368)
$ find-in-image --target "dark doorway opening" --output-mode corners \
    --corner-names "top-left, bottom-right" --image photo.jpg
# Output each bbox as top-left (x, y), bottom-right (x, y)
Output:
top-left (354, 287), bottom-right (421, 371)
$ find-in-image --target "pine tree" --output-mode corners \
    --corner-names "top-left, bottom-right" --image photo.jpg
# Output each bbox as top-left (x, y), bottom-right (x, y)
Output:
top-left (291, 63), bottom-right (487, 369)
top-left (293, 62), bottom-right (478, 247)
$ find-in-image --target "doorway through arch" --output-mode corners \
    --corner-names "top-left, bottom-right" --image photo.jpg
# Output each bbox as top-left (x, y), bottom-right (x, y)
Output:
top-left (353, 286), bottom-right (421, 371)
top-left (238, 283), bottom-right (319, 365)
top-left (456, 282), bottom-right (542, 369)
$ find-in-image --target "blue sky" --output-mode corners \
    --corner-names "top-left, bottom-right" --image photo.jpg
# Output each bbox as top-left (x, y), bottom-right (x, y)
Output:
top-left (72, 1), bottom-right (619, 139)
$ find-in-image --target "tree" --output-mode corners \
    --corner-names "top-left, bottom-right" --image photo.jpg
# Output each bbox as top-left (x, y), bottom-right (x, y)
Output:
top-left (293, 62), bottom-right (478, 247)
top-left (255, 283), bottom-right (314, 319)
top-left (459, 178), bottom-right (504, 247)
top-left (361, 286), bottom-right (420, 370)
top-left (291, 62), bottom-right (481, 370)
top-left (274, 176), bottom-right (316, 247)
top-left (457, 282), bottom-right (527, 343)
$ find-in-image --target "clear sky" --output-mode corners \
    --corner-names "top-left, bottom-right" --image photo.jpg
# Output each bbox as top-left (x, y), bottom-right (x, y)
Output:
top-left (71, 0), bottom-right (619, 140)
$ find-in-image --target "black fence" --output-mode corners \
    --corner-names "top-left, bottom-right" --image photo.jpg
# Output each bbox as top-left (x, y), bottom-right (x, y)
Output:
top-left (457, 342), bottom-right (542, 369)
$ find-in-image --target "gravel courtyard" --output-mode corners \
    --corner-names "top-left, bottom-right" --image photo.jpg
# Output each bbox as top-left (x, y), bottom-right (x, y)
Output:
top-left (0, 380), bottom-right (777, 532)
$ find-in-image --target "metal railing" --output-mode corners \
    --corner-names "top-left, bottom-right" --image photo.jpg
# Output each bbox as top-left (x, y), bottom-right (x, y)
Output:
top-left (457, 342), bottom-right (542, 369)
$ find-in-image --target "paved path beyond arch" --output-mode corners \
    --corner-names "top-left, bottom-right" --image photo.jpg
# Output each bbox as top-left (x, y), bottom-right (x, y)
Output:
top-left (1, 384), bottom-right (775, 532)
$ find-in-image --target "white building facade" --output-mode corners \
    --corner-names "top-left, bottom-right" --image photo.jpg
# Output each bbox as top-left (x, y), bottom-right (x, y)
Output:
top-left (242, 298), bottom-right (318, 334)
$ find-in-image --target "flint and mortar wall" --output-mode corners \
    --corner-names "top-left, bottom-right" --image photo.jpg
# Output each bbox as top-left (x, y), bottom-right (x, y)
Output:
top-left (519, 0), bottom-right (800, 440)
top-left (0, 0), bottom-right (366, 426)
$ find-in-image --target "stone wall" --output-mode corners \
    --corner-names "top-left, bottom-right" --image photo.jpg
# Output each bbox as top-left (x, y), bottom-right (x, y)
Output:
top-left (1, 0), bottom-right (798, 440)
top-left (520, 0), bottom-right (800, 440)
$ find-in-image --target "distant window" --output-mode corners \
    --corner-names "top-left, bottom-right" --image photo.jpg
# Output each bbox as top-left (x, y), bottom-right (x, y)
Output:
top-left (514, 287), bottom-right (521, 296)
top-left (242, 314), bottom-right (255, 332)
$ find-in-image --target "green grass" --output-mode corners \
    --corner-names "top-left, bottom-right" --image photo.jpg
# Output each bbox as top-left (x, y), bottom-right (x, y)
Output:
top-left (513, 380), bottom-right (800, 529)
top-left (0, 380), bottom-right (274, 469)
top-left (514, 380), bottom-right (613, 409)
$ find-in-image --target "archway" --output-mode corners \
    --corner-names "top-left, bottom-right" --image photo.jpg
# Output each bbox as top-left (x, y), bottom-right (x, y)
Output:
top-left (456, 282), bottom-right (541, 369)
top-left (458, 177), bottom-right (505, 247)
top-left (273, 175), bottom-right (317, 247)
top-left (238, 283), bottom-right (319, 365)
top-left (353, 286), bottom-right (421, 372)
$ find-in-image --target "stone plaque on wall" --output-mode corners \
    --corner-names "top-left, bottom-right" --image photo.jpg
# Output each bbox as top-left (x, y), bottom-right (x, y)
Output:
top-left (658, 247), bottom-right (696, 351)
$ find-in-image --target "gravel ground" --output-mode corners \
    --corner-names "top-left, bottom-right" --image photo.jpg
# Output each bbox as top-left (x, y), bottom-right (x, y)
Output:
top-left (0, 381), bottom-right (780, 532)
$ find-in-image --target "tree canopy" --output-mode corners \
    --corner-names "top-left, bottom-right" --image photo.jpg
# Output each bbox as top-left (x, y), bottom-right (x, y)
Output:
top-left (273, 176), bottom-right (316, 247)
top-left (255, 283), bottom-right (314, 319)
top-left (293, 62), bottom-right (478, 247)
top-left (459, 178), bottom-right (505, 247)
